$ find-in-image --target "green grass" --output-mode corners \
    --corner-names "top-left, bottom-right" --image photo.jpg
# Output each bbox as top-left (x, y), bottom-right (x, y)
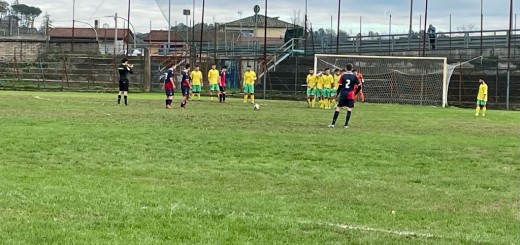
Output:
top-left (0, 91), bottom-right (519, 245)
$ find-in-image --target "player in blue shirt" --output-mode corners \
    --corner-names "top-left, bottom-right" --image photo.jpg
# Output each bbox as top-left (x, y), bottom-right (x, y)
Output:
top-left (180, 64), bottom-right (191, 109)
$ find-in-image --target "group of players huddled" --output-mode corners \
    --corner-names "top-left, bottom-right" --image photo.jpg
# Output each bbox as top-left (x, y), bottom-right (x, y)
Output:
top-left (306, 63), bottom-right (365, 128)
top-left (306, 66), bottom-right (365, 109)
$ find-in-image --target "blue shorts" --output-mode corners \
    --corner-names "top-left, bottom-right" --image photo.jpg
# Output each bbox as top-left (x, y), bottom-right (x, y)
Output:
top-left (165, 89), bottom-right (174, 97)
top-left (181, 86), bottom-right (190, 96)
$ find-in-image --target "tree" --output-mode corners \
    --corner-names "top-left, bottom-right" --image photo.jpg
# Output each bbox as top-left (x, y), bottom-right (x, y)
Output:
top-left (39, 12), bottom-right (51, 34)
top-left (0, 0), bottom-right (8, 20)
top-left (11, 3), bottom-right (41, 28)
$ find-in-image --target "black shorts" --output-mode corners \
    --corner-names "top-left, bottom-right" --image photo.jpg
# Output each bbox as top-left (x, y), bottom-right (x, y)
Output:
top-left (338, 95), bottom-right (354, 108)
top-left (181, 86), bottom-right (190, 96)
top-left (219, 86), bottom-right (226, 92)
top-left (430, 38), bottom-right (436, 44)
top-left (165, 89), bottom-right (174, 97)
top-left (119, 79), bottom-right (129, 91)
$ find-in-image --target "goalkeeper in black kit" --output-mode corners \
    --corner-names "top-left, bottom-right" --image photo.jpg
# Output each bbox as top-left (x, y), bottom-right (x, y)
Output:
top-left (328, 63), bottom-right (361, 129)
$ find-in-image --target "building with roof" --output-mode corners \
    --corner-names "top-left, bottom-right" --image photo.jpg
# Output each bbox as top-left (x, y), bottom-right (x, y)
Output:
top-left (143, 30), bottom-right (189, 56)
top-left (49, 27), bottom-right (134, 54)
top-left (221, 14), bottom-right (300, 41)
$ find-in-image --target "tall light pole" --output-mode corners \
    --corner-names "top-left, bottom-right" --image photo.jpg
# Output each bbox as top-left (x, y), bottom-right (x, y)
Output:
top-left (183, 9), bottom-right (190, 45)
top-left (114, 13), bottom-right (118, 54)
top-left (106, 15), bottom-right (137, 50)
top-left (422, 0), bottom-right (428, 57)
top-left (199, 0), bottom-right (205, 63)
top-left (304, 0), bottom-right (308, 53)
top-left (72, 0), bottom-right (75, 52)
top-left (168, 0), bottom-right (171, 55)
top-left (480, 0), bottom-right (483, 56)
top-left (336, 0), bottom-right (341, 54)
top-left (263, 0), bottom-right (267, 99)
top-left (127, 0), bottom-right (131, 55)
top-left (409, 0), bottom-right (413, 47)
top-left (507, 0), bottom-right (513, 110)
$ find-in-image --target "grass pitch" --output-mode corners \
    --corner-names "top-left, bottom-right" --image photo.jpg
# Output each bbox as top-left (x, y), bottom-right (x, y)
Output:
top-left (0, 91), bottom-right (519, 244)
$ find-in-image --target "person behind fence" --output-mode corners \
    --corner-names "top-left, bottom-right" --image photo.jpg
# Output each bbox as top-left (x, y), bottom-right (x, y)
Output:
top-left (117, 58), bottom-right (133, 106)
top-left (427, 24), bottom-right (437, 50)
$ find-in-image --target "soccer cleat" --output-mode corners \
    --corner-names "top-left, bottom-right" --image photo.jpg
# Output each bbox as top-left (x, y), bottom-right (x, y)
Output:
top-left (328, 125), bottom-right (335, 128)
top-left (344, 126), bottom-right (349, 129)
top-left (475, 113), bottom-right (479, 116)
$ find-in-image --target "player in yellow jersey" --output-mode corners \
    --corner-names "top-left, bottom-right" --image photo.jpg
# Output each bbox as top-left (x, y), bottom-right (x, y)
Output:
top-left (306, 68), bottom-right (317, 108)
top-left (243, 65), bottom-right (257, 104)
top-left (475, 78), bottom-right (488, 116)
top-left (332, 68), bottom-right (341, 107)
top-left (322, 68), bottom-right (334, 109)
top-left (316, 69), bottom-right (325, 108)
top-left (190, 65), bottom-right (203, 101)
top-left (208, 64), bottom-right (220, 101)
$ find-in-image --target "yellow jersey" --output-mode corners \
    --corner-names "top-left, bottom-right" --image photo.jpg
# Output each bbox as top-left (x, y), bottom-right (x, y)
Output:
top-left (306, 74), bottom-right (317, 88)
top-left (477, 83), bottom-right (488, 101)
top-left (333, 74), bottom-right (341, 89)
top-left (191, 70), bottom-right (202, 86)
top-left (208, 69), bottom-right (219, 84)
top-left (244, 71), bottom-right (257, 85)
top-left (322, 74), bottom-right (333, 89)
top-left (317, 75), bottom-right (324, 89)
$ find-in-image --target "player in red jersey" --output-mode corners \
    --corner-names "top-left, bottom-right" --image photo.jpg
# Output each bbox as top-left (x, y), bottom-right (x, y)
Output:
top-left (352, 69), bottom-right (365, 102)
top-left (179, 64), bottom-right (191, 109)
top-left (328, 64), bottom-right (361, 129)
top-left (219, 66), bottom-right (227, 103)
top-left (162, 63), bottom-right (176, 109)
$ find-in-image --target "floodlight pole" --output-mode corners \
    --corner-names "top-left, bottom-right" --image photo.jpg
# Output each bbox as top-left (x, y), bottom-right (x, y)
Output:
top-left (72, 0), bottom-right (75, 52)
top-left (336, 0), bottom-right (341, 54)
top-left (199, 0), bottom-right (205, 64)
top-left (480, 0), bottom-right (483, 56)
top-left (507, 0), bottom-right (513, 110)
top-left (422, 0), bottom-right (428, 57)
top-left (168, 0), bottom-right (171, 55)
top-left (127, 0), bottom-right (131, 55)
top-left (263, 0), bottom-right (267, 99)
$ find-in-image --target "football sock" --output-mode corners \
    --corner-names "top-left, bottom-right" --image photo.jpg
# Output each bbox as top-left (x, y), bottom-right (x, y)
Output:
top-left (124, 96), bottom-right (128, 105)
top-left (243, 94), bottom-right (248, 103)
top-left (219, 94), bottom-right (223, 103)
top-left (331, 111), bottom-right (339, 125)
top-left (223, 94), bottom-right (226, 102)
top-left (211, 94), bottom-right (214, 101)
top-left (180, 101), bottom-right (187, 108)
top-left (306, 98), bottom-right (311, 105)
top-left (117, 95), bottom-right (121, 104)
top-left (311, 98), bottom-right (315, 108)
top-left (345, 111), bottom-right (352, 126)
top-left (482, 107), bottom-right (486, 116)
top-left (165, 99), bottom-right (168, 106)
top-left (251, 95), bottom-right (255, 103)
top-left (475, 106), bottom-right (480, 116)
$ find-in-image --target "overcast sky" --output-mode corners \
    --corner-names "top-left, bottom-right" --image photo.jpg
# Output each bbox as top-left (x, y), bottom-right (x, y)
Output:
top-left (20, 0), bottom-right (520, 34)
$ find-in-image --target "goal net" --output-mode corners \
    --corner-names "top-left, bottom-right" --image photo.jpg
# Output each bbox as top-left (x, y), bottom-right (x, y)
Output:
top-left (315, 54), bottom-right (457, 107)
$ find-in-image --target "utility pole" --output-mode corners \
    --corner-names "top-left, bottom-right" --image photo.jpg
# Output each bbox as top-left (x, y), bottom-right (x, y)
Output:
top-left (336, 0), bottom-right (341, 54)
top-left (114, 13), bottom-right (118, 54)
top-left (72, 0), bottom-right (75, 52)
top-left (127, 0), bottom-right (131, 55)
top-left (168, 0), bottom-right (171, 55)
top-left (422, 0), bottom-right (428, 57)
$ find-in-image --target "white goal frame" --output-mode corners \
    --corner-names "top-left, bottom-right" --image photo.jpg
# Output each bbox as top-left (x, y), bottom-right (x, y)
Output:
top-left (314, 54), bottom-right (449, 108)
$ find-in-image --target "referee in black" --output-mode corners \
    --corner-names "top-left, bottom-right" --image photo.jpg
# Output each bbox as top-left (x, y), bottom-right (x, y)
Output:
top-left (117, 58), bottom-right (133, 106)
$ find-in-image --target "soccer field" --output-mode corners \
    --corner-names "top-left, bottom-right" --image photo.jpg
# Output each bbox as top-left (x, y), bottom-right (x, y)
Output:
top-left (0, 91), bottom-right (519, 244)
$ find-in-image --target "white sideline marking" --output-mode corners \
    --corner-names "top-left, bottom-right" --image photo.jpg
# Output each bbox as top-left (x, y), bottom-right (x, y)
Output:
top-left (304, 221), bottom-right (436, 239)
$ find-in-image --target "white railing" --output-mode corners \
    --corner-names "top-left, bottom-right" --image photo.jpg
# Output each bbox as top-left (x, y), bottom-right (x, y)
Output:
top-left (258, 38), bottom-right (304, 79)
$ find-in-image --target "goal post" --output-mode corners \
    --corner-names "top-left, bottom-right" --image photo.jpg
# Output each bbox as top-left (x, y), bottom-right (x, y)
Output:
top-left (314, 54), bottom-right (454, 107)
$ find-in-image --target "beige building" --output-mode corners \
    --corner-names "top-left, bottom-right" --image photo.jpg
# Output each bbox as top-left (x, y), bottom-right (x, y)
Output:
top-left (220, 14), bottom-right (300, 42)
